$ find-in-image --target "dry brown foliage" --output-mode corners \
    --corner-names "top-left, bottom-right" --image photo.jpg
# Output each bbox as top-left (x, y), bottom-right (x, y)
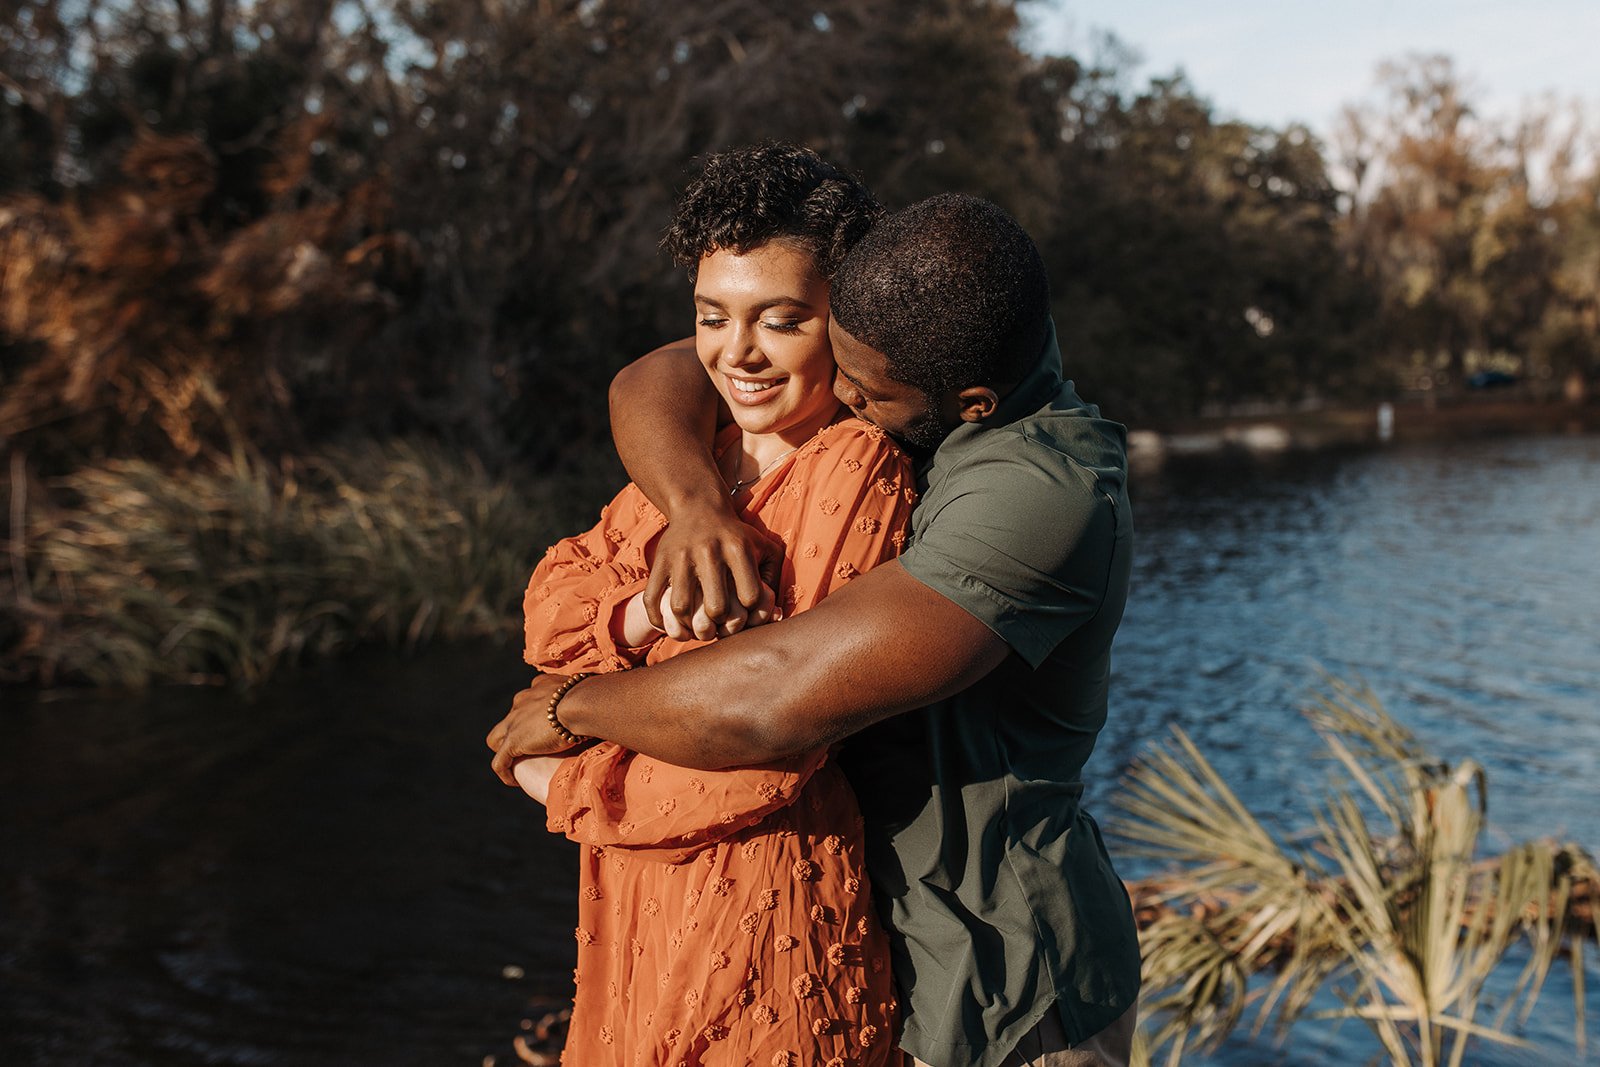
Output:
top-left (1117, 684), bottom-right (1598, 1066)
top-left (0, 121), bottom-right (414, 460)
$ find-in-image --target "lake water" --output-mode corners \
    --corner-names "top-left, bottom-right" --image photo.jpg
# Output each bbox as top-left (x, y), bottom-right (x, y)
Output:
top-left (3, 432), bottom-right (1596, 1065)
top-left (1116, 433), bottom-right (1600, 1066)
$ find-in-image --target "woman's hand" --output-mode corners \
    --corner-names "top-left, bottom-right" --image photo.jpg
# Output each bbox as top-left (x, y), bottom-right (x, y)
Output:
top-left (511, 754), bottom-right (570, 806)
top-left (644, 500), bottom-right (784, 636)
top-left (653, 579), bottom-right (779, 642)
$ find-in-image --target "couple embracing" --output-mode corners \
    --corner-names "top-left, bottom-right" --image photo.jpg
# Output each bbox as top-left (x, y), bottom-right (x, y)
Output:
top-left (487, 143), bottom-right (1140, 1067)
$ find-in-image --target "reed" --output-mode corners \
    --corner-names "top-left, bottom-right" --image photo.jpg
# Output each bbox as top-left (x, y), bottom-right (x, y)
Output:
top-left (1117, 678), bottom-right (1597, 1066)
top-left (2, 440), bottom-right (602, 688)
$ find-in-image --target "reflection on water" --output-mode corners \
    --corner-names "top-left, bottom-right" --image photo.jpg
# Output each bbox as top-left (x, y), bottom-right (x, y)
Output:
top-left (1, 646), bottom-right (578, 1066)
top-left (2, 433), bottom-right (1597, 1064)
top-left (1112, 435), bottom-right (1600, 852)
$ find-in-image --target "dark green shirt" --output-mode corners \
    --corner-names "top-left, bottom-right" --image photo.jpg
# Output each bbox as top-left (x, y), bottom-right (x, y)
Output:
top-left (839, 323), bottom-right (1141, 1066)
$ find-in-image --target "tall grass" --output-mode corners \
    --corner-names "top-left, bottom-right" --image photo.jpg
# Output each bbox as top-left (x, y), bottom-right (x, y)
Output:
top-left (1117, 679), bottom-right (1597, 1066)
top-left (2, 440), bottom-right (607, 688)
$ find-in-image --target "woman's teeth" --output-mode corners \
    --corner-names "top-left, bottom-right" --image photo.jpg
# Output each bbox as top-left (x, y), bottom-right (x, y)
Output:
top-left (732, 378), bottom-right (779, 393)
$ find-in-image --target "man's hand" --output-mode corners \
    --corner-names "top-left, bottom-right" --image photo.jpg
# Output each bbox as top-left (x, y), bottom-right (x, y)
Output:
top-left (608, 339), bottom-right (781, 636)
top-left (657, 578), bottom-right (780, 642)
top-left (645, 500), bottom-right (784, 634)
top-left (547, 561), bottom-right (1012, 771)
top-left (487, 675), bottom-right (583, 785)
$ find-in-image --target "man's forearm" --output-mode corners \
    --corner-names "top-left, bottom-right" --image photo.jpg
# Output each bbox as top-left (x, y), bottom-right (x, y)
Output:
top-left (609, 340), bottom-right (781, 624)
top-left (554, 562), bottom-right (1010, 769)
top-left (609, 340), bottom-right (724, 517)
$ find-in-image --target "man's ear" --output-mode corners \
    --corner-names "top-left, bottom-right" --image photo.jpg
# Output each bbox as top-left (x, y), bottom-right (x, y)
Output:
top-left (955, 385), bottom-right (1000, 423)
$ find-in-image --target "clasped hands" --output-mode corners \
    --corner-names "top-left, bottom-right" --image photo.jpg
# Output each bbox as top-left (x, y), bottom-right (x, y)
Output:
top-left (487, 501), bottom-right (783, 794)
top-left (641, 503), bottom-right (784, 640)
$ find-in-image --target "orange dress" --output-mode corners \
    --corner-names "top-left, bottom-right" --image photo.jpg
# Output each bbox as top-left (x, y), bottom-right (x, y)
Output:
top-left (524, 417), bottom-right (917, 1067)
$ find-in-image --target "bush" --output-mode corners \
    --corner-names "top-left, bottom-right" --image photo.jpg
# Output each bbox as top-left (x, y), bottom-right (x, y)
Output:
top-left (1, 439), bottom-right (608, 688)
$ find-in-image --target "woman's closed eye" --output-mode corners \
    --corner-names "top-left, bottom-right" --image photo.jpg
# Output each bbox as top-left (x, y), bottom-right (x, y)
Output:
top-left (699, 316), bottom-right (804, 332)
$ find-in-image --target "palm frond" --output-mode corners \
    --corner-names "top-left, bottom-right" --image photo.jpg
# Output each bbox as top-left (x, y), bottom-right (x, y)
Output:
top-left (1117, 681), bottom-right (1597, 1066)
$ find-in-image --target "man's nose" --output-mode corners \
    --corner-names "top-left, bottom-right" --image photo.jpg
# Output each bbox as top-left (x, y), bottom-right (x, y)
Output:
top-left (833, 370), bottom-right (863, 408)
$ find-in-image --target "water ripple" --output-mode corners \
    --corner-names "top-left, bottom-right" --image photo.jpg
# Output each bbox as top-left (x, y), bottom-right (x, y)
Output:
top-left (1108, 433), bottom-right (1600, 1064)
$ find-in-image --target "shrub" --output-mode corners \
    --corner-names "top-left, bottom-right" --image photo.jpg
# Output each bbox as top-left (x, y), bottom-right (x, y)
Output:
top-left (2, 440), bottom-right (600, 688)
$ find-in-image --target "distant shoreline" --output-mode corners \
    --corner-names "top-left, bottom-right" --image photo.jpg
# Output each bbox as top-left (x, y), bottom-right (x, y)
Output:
top-left (1127, 396), bottom-right (1600, 464)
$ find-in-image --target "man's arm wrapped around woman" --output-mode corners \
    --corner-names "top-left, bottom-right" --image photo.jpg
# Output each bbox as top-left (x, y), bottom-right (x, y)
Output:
top-left (524, 420), bottom-right (916, 858)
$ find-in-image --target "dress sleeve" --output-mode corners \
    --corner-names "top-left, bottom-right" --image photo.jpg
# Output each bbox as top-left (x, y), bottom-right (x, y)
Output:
top-left (542, 743), bottom-right (820, 863)
top-left (544, 422), bottom-right (918, 855)
top-left (522, 483), bottom-right (662, 674)
top-left (769, 422), bottom-right (918, 618)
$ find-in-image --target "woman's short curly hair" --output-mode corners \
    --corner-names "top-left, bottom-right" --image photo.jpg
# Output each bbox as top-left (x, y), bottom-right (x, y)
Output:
top-left (662, 143), bottom-right (882, 282)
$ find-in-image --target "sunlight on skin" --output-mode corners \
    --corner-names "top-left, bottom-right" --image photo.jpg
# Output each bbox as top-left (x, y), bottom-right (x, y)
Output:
top-left (511, 754), bottom-right (567, 806)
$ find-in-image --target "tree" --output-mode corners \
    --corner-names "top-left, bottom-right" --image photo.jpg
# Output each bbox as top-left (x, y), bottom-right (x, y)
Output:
top-left (1022, 58), bottom-right (1377, 419)
top-left (3, 0), bottom-right (1073, 464)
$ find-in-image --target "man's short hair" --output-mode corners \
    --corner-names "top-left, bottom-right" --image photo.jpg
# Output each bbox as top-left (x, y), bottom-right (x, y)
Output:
top-left (830, 193), bottom-right (1050, 397)
top-left (661, 143), bottom-right (882, 282)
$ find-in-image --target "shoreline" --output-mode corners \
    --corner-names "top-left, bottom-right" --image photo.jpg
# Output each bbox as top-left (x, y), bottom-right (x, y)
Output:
top-left (1126, 396), bottom-right (1600, 465)
top-left (4, 407), bottom-right (1595, 692)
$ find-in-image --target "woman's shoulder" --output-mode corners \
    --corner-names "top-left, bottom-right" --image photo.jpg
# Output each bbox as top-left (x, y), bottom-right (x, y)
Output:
top-left (768, 417), bottom-right (915, 513)
top-left (802, 416), bottom-right (910, 470)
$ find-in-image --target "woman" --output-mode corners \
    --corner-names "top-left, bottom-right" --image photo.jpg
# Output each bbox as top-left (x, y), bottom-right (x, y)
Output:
top-left (516, 144), bottom-right (913, 1066)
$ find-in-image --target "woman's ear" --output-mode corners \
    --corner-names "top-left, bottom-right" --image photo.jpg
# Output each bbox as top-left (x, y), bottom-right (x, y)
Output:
top-left (955, 386), bottom-right (999, 423)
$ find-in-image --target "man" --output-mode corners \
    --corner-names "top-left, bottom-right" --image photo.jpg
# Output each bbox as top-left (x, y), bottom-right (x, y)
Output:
top-left (489, 194), bottom-right (1141, 1066)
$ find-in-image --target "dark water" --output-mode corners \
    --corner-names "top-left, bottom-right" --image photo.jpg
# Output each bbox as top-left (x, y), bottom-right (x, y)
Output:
top-left (3, 433), bottom-right (1597, 1065)
top-left (1, 648), bottom-right (578, 1066)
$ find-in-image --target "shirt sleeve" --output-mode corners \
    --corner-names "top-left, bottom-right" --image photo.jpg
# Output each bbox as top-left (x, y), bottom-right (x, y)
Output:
top-left (897, 435), bottom-right (1124, 668)
top-left (544, 422), bottom-right (918, 855)
top-left (522, 484), bottom-right (661, 674)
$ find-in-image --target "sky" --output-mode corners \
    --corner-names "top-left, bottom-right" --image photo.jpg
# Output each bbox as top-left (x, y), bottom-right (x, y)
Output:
top-left (1023, 0), bottom-right (1600, 137)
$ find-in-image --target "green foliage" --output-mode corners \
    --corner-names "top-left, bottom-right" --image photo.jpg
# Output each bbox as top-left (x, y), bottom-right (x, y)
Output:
top-left (1118, 680), bottom-right (1597, 1066)
top-left (1, 440), bottom-right (605, 688)
top-left (0, 0), bottom-right (1386, 469)
top-left (1028, 64), bottom-right (1381, 418)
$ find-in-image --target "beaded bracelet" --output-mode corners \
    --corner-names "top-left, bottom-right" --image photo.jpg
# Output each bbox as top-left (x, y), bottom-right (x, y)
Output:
top-left (545, 672), bottom-right (592, 746)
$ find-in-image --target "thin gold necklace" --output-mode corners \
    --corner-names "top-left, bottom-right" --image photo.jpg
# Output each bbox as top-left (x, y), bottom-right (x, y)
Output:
top-left (726, 445), bottom-right (799, 496)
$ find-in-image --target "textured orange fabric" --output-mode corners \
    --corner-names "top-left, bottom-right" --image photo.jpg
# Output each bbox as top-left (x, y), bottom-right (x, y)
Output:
top-left (524, 417), bottom-right (918, 1066)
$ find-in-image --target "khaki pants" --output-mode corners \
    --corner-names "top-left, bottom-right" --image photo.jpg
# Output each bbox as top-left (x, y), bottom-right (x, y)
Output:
top-left (903, 1003), bottom-right (1136, 1067)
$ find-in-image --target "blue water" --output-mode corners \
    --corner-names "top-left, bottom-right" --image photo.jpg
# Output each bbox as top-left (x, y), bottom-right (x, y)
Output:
top-left (1103, 433), bottom-right (1600, 1064)
top-left (1, 432), bottom-right (1595, 1064)
top-left (1108, 434), bottom-right (1600, 852)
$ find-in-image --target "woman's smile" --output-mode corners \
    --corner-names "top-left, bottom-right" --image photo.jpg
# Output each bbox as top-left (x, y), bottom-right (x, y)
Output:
top-left (726, 373), bottom-right (787, 402)
top-left (693, 242), bottom-right (842, 451)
